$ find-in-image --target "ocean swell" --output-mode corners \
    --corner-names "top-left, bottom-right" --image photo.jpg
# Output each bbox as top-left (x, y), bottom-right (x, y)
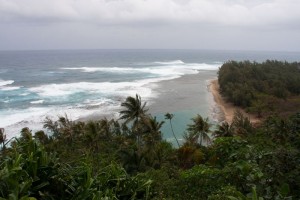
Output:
top-left (1, 60), bottom-right (220, 140)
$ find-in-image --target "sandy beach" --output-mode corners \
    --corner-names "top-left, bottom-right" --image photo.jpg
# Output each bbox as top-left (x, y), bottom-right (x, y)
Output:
top-left (208, 79), bottom-right (260, 124)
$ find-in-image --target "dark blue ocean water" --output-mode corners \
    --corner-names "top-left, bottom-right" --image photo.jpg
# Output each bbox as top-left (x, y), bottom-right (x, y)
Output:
top-left (0, 49), bottom-right (299, 139)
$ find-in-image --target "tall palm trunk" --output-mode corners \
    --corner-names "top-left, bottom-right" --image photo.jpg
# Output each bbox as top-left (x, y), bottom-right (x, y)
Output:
top-left (135, 116), bottom-right (141, 149)
top-left (199, 133), bottom-right (203, 146)
top-left (170, 120), bottom-right (180, 148)
top-left (165, 113), bottom-right (180, 148)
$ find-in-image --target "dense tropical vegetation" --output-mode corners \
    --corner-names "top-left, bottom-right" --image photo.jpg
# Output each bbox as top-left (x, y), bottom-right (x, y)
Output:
top-left (0, 60), bottom-right (300, 199)
top-left (218, 60), bottom-right (300, 118)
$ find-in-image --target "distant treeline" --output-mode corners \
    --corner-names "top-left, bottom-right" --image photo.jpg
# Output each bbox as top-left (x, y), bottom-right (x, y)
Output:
top-left (218, 60), bottom-right (300, 116)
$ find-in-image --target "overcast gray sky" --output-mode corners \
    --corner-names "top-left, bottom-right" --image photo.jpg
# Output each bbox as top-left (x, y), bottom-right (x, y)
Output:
top-left (0, 0), bottom-right (300, 51)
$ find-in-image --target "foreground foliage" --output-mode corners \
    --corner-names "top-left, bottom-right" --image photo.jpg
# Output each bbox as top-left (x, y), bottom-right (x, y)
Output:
top-left (0, 138), bottom-right (151, 199)
top-left (1, 105), bottom-right (299, 200)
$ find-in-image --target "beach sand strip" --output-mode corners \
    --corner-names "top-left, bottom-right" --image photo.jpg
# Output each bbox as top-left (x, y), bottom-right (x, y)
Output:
top-left (209, 79), bottom-right (260, 124)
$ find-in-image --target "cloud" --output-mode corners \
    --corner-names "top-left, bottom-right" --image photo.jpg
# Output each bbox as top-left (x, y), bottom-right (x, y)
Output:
top-left (1, 0), bottom-right (299, 51)
top-left (0, 0), bottom-right (300, 28)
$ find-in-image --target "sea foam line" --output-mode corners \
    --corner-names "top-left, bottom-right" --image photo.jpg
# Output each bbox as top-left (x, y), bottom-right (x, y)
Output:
top-left (153, 60), bottom-right (185, 65)
top-left (33, 62), bottom-right (221, 99)
top-left (61, 62), bottom-right (219, 75)
top-left (30, 100), bottom-right (44, 104)
top-left (0, 80), bottom-right (14, 87)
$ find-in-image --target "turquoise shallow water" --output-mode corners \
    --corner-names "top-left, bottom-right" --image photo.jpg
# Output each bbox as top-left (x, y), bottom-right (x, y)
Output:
top-left (155, 109), bottom-right (205, 145)
top-left (1, 49), bottom-right (299, 139)
top-left (148, 71), bottom-right (217, 145)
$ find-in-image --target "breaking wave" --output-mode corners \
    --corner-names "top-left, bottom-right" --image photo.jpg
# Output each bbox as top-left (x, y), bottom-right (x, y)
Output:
top-left (2, 60), bottom-right (221, 140)
top-left (62, 62), bottom-right (220, 78)
top-left (0, 80), bottom-right (14, 87)
top-left (153, 60), bottom-right (185, 65)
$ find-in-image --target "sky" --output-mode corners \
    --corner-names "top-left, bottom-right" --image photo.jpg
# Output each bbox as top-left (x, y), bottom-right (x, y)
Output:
top-left (0, 0), bottom-right (300, 51)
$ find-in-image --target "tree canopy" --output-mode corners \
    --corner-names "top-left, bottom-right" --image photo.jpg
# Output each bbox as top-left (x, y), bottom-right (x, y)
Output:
top-left (218, 60), bottom-right (300, 117)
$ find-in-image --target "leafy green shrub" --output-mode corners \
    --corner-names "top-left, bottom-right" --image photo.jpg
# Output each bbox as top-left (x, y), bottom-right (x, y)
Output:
top-left (174, 165), bottom-right (228, 199)
top-left (208, 186), bottom-right (245, 200)
top-left (0, 138), bottom-right (152, 200)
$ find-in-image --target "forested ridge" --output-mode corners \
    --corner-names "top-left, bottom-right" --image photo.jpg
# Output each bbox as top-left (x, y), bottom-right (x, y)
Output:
top-left (218, 60), bottom-right (300, 117)
top-left (0, 61), bottom-right (300, 199)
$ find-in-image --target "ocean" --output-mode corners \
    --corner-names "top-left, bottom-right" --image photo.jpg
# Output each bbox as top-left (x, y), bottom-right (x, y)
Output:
top-left (0, 49), bottom-right (299, 141)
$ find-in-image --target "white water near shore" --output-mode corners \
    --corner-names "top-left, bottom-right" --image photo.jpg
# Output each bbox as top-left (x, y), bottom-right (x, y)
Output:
top-left (1, 62), bottom-right (220, 140)
top-left (2, 49), bottom-right (298, 140)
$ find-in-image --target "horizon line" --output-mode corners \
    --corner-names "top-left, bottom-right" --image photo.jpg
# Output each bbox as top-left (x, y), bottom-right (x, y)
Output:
top-left (1, 48), bottom-right (300, 54)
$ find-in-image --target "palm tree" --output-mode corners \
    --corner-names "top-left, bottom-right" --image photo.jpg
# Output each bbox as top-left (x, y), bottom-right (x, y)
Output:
top-left (34, 130), bottom-right (49, 144)
top-left (43, 117), bottom-right (60, 138)
top-left (99, 118), bottom-right (113, 139)
top-left (119, 94), bottom-right (148, 147)
top-left (20, 127), bottom-right (33, 141)
top-left (183, 131), bottom-right (198, 146)
top-left (187, 114), bottom-right (211, 146)
top-left (84, 121), bottom-right (101, 152)
top-left (110, 119), bottom-right (122, 136)
top-left (165, 113), bottom-right (180, 148)
top-left (232, 110), bottom-right (253, 135)
top-left (140, 115), bottom-right (164, 147)
top-left (213, 122), bottom-right (234, 138)
top-left (57, 115), bottom-right (74, 141)
top-left (72, 121), bottom-right (85, 138)
top-left (119, 94), bottom-right (148, 125)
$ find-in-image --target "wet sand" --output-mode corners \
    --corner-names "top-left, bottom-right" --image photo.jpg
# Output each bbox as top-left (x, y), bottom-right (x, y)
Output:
top-left (147, 71), bottom-right (218, 144)
top-left (148, 71), bottom-right (217, 116)
top-left (208, 79), bottom-right (260, 124)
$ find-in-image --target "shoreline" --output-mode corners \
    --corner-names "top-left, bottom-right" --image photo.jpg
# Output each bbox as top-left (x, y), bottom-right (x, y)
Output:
top-left (148, 71), bottom-right (217, 115)
top-left (4, 72), bottom-right (219, 140)
top-left (79, 72), bottom-right (220, 123)
top-left (208, 79), bottom-right (260, 124)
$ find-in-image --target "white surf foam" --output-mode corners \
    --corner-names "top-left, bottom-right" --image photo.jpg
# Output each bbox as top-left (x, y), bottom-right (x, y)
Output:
top-left (30, 100), bottom-right (44, 104)
top-left (1, 107), bottom-right (57, 139)
top-left (20, 93), bottom-right (30, 96)
top-left (0, 79), bottom-right (22, 91)
top-left (1, 107), bottom-right (52, 128)
top-left (2, 102), bottom-right (122, 140)
top-left (33, 62), bottom-right (221, 101)
top-left (1, 86), bottom-right (21, 91)
top-left (151, 62), bottom-right (220, 77)
top-left (62, 67), bottom-right (147, 73)
top-left (154, 60), bottom-right (185, 65)
top-left (29, 80), bottom-right (155, 99)
top-left (186, 63), bottom-right (220, 71)
top-left (62, 62), bottom-right (219, 76)
top-left (0, 80), bottom-right (14, 87)
top-left (3, 61), bottom-right (221, 140)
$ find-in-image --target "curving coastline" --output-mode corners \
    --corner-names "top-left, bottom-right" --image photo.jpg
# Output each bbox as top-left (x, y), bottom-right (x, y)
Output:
top-left (209, 79), bottom-right (260, 124)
